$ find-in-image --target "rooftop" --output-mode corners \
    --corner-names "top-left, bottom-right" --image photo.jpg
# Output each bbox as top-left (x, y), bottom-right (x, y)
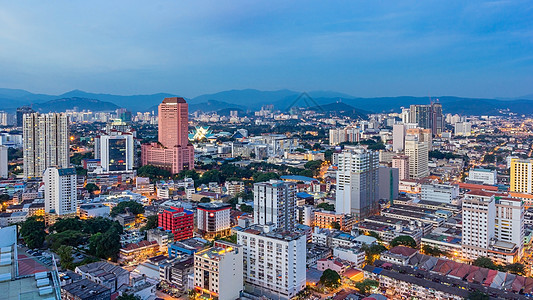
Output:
top-left (62, 278), bottom-right (110, 299)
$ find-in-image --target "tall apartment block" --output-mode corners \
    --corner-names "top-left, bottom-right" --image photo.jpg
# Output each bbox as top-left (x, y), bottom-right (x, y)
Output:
top-left (193, 241), bottom-right (243, 300)
top-left (392, 155), bottom-right (410, 180)
top-left (236, 225), bottom-right (306, 300)
top-left (197, 202), bottom-right (231, 239)
top-left (0, 145), bottom-right (7, 178)
top-left (404, 135), bottom-right (429, 179)
top-left (16, 105), bottom-right (35, 127)
top-left (44, 167), bottom-right (77, 223)
top-left (141, 97), bottom-right (194, 174)
top-left (335, 148), bottom-right (379, 219)
top-left (253, 180), bottom-right (296, 230)
top-left (158, 206), bottom-right (194, 241)
top-left (23, 113), bottom-right (69, 179)
top-left (462, 191), bottom-right (524, 264)
top-left (510, 158), bottom-right (533, 193)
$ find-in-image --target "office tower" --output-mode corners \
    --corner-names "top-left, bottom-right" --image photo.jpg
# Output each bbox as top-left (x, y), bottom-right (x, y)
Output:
top-left (194, 241), bottom-right (243, 300)
top-left (253, 180), bottom-right (296, 230)
top-left (462, 191), bottom-right (524, 264)
top-left (378, 166), bottom-right (399, 203)
top-left (197, 202), bottom-right (231, 239)
top-left (158, 206), bottom-right (194, 241)
top-left (400, 107), bottom-right (411, 123)
top-left (16, 106), bottom-right (35, 127)
top-left (454, 122), bottom-right (472, 136)
top-left (409, 103), bottom-right (444, 136)
top-left (0, 145), bottom-right (7, 178)
top-left (392, 124), bottom-right (406, 151)
top-left (392, 155), bottom-right (410, 180)
top-left (510, 158), bottom-right (533, 193)
top-left (95, 133), bottom-right (134, 172)
top-left (406, 127), bottom-right (432, 150)
top-left (335, 148), bottom-right (379, 219)
top-left (404, 136), bottom-right (429, 179)
top-left (236, 225), bottom-right (306, 300)
top-left (467, 168), bottom-right (497, 185)
top-left (44, 167), bottom-right (77, 221)
top-left (23, 113), bottom-right (69, 179)
top-left (329, 126), bottom-right (360, 146)
top-left (141, 97), bottom-right (194, 174)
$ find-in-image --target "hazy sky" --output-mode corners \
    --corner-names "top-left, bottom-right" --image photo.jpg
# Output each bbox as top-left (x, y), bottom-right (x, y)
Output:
top-left (1, 1), bottom-right (532, 98)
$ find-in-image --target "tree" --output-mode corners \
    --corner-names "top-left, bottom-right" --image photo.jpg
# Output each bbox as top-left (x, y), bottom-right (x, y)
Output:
top-left (71, 152), bottom-right (93, 166)
top-left (199, 170), bottom-right (222, 185)
top-left (361, 243), bottom-right (387, 265)
top-left (175, 169), bottom-right (200, 181)
top-left (140, 215), bottom-right (158, 232)
top-left (354, 279), bottom-right (379, 295)
top-left (89, 227), bottom-right (121, 261)
top-left (472, 257), bottom-right (498, 270)
top-left (85, 183), bottom-right (100, 194)
top-left (320, 269), bottom-right (341, 288)
top-left (467, 290), bottom-right (489, 300)
top-left (116, 294), bottom-right (141, 300)
top-left (50, 217), bottom-right (84, 233)
top-left (422, 244), bottom-right (447, 257)
top-left (83, 217), bottom-right (123, 235)
top-left (316, 202), bottom-right (334, 211)
top-left (47, 230), bottom-right (87, 250)
top-left (504, 263), bottom-right (526, 276)
top-left (240, 204), bottom-right (253, 213)
top-left (367, 231), bottom-right (380, 240)
top-left (253, 172), bottom-right (279, 183)
top-left (110, 200), bottom-right (145, 217)
top-left (19, 216), bottom-right (46, 249)
top-left (389, 236), bottom-right (417, 248)
top-left (56, 245), bottom-right (74, 270)
top-left (324, 150), bottom-right (333, 162)
top-left (200, 197), bottom-right (211, 203)
top-left (331, 221), bottom-right (341, 230)
top-left (137, 165), bottom-right (172, 180)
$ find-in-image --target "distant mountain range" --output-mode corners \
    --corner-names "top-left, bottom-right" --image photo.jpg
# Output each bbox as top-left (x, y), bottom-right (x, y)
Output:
top-left (1, 87), bottom-right (533, 116)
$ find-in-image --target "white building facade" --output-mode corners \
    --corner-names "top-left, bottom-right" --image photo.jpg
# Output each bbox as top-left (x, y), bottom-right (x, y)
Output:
top-left (44, 167), bottom-right (77, 217)
top-left (253, 180), bottom-right (296, 230)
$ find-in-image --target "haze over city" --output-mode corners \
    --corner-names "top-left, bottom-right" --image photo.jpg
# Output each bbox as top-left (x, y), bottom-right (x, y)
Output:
top-left (1, 1), bottom-right (533, 98)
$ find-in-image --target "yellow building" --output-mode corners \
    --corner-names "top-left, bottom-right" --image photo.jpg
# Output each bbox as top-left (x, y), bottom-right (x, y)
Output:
top-left (510, 158), bottom-right (533, 194)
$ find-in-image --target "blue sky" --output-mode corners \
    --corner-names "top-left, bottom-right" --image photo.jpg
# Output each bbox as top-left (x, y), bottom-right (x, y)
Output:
top-left (0, 1), bottom-right (532, 98)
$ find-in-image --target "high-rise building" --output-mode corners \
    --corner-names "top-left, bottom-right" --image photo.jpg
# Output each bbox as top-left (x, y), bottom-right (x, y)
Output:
top-left (253, 180), bottom-right (296, 230)
top-left (158, 206), bottom-right (194, 241)
top-left (236, 225), bottom-right (306, 300)
top-left (95, 133), bottom-right (134, 172)
top-left (378, 166), bottom-right (399, 203)
top-left (392, 155), bottom-right (409, 180)
top-left (23, 113), bottom-right (69, 179)
top-left (454, 122), bottom-right (472, 136)
top-left (392, 124), bottom-right (406, 152)
top-left (193, 241), bottom-right (243, 300)
top-left (462, 191), bottom-right (524, 264)
top-left (409, 103), bottom-right (444, 136)
top-left (406, 127), bottom-right (432, 151)
top-left (16, 105), bottom-right (35, 127)
top-left (141, 97), bottom-right (194, 174)
top-left (467, 168), bottom-right (497, 185)
top-left (335, 148), bottom-right (379, 219)
top-left (404, 136), bottom-right (429, 179)
top-left (44, 167), bottom-right (77, 221)
top-left (510, 158), bottom-right (533, 194)
top-left (197, 202), bottom-right (231, 239)
top-left (329, 126), bottom-right (360, 146)
top-left (0, 145), bottom-right (7, 178)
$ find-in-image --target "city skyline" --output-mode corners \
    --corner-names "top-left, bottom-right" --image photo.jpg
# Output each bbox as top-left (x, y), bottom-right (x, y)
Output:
top-left (1, 1), bottom-right (532, 99)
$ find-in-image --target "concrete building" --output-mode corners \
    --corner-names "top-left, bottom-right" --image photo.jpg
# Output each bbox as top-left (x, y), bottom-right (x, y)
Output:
top-left (79, 204), bottom-right (110, 219)
top-left (467, 168), bottom-right (497, 185)
top-left (378, 166), bottom-right (399, 203)
top-left (510, 158), bottom-right (533, 193)
top-left (141, 97), bottom-right (194, 174)
top-left (193, 241), bottom-right (243, 300)
top-left (44, 167), bottom-right (77, 222)
top-left (329, 126), bottom-right (360, 146)
top-left (392, 155), bottom-right (409, 181)
top-left (61, 278), bottom-right (111, 300)
top-left (159, 256), bottom-right (194, 292)
top-left (409, 103), bottom-right (444, 136)
top-left (392, 124), bottom-right (406, 152)
top-left (23, 113), bottom-right (69, 179)
top-left (454, 122), bottom-right (472, 136)
top-left (95, 133), bottom-right (134, 172)
top-left (224, 181), bottom-right (245, 196)
top-left (197, 202), bottom-right (231, 239)
top-left (335, 148), bottom-right (379, 220)
top-left (236, 225), bottom-right (306, 300)
top-left (404, 135), bottom-right (429, 179)
top-left (75, 262), bottom-right (130, 293)
top-left (420, 183), bottom-right (459, 204)
top-left (0, 145), bottom-right (7, 178)
top-left (253, 180), bottom-right (296, 230)
top-left (158, 206), bottom-right (194, 241)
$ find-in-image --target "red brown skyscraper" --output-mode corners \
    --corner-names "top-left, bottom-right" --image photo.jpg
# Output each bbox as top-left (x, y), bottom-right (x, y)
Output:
top-left (141, 97), bottom-right (194, 174)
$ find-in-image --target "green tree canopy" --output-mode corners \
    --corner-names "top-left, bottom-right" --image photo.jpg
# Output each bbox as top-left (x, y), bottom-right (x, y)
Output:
top-left (200, 197), bottom-right (212, 203)
top-left (317, 202), bottom-right (335, 211)
top-left (503, 263), bottom-right (525, 276)
top-left (19, 216), bottom-right (46, 249)
top-left (140, 215), bottom-right (158, 232)
top-left (137, 165), bottom-right (172, 180)
top-left (56, 245), bottom-right (74, 270)
top-left (116, 294), bottom-right (141, 300)
top-left (320, 269), bottom-right (341, 288)
top-left (47, 230), bottom-right (87, 251)
top-left (472, 257), bottom-right (498, 270)
top-left (467, 290), bottom-right (490, 300)
top-left (362, 243), bottom-right (387, 265)
top-left (85, 183), bottom-right (100, 194)
top-left (354, 279), bottom-right (379, 295)
top-left (390, 236), bottom-right (417, 248)
top-left (110, 200), bottom-right (145, 217)
top-left (240, 204), bottom-right (253, 213)
top-left (88, 227), bottom-right (121, 261)
top-left (253, 172), bottom-right (279, 183)
top-left (331, 221), bottom-right (341, 230)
